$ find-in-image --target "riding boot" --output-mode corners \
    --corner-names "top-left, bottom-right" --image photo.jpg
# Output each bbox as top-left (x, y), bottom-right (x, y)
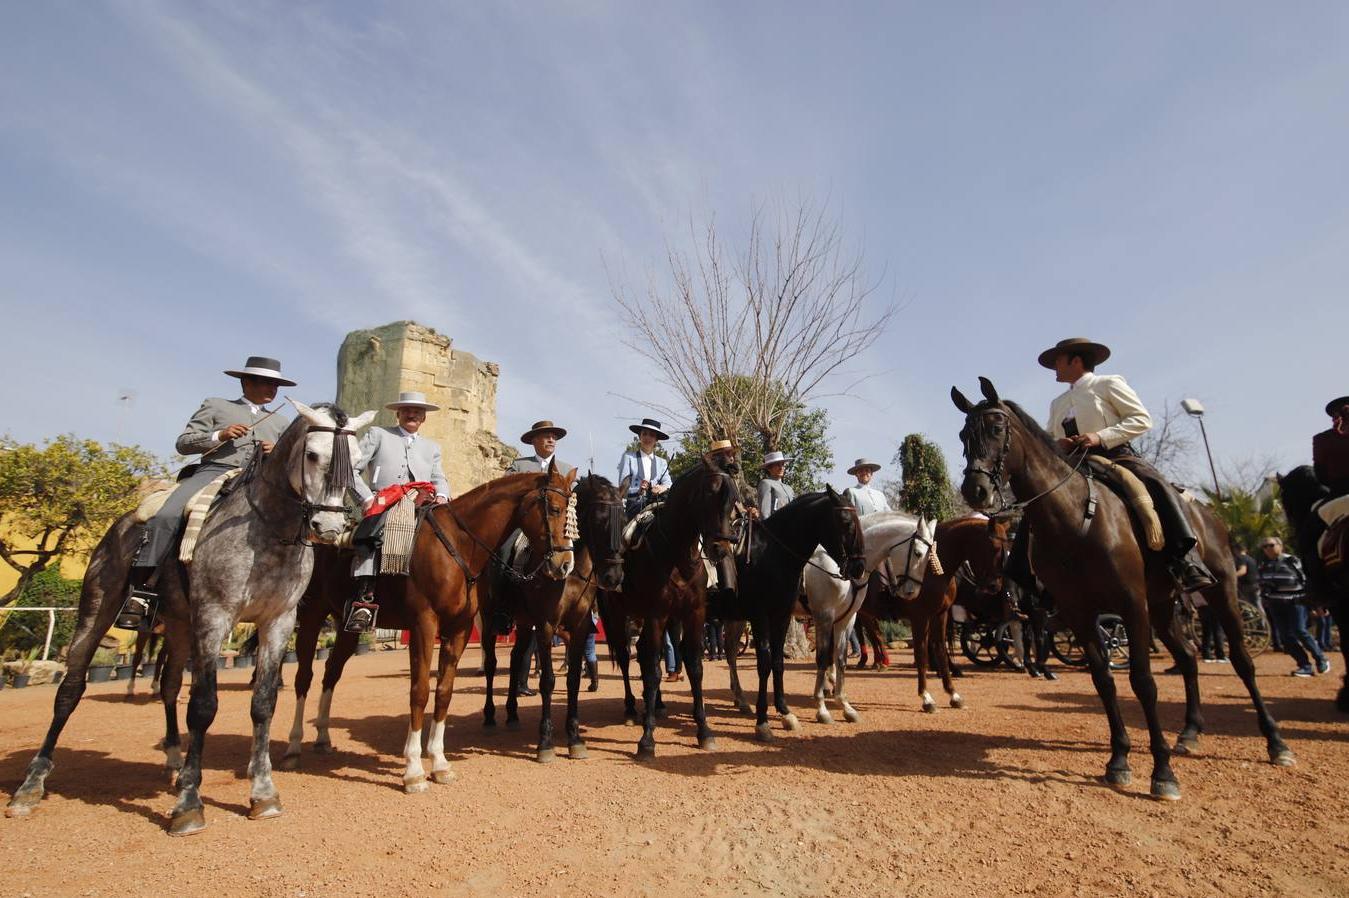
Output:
top-left (586, 659), bottom-right (600, 692)
top-left (1169, 548), bottom-right (1216, 593)
top-left (1128, 461), bottom-right (1216, 592)
top-left (116, 567), bottom-right (159, 631)
top-left (343, 576), bottom-right (379, 633)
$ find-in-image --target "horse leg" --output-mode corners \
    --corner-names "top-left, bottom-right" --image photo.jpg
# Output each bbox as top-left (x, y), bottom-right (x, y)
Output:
top-left (812, 612), bottom-right (834, 723)
top-left (282, 601), bottom-right (324, 770)
top-left (1119, 605), bottom-right (1180, 800)
top-left (402, 621), bottom-right (435, 794)
top-left (834, 614), bottom-right (860, 723)
top-left (481, 611), bottom-right (499, 727)
top-left (1153, 598), bottom-right (1204, 756)
top-left (565, 616), bottom-right (590, 759)
top-left (914, 614), bottom-right (936, 713)
top-left (770, 615), bottom-right (798, 731)
top-left (635, 617), bottom-right (664, 759)
top-left (752, 613), bottom-right (775, 742)
top-left (158, 615), bottom-right (191, 773)
top-left (311, 628), bottom-right (357, 754)
top-left (535, 621), bottom-right (558, 763)
top-left (1209, 585), bottom-right (1295, 764)
top-left (723, 619), bottom-right (750, 713)
top-left (1075, 618), bottom-right (1133, 789)
top-left (932, 620), bottom-right (962, 708)
top-left (681, 611), bottom-right (716, 749)
top-left (168, 616), bottom-right (232, 836)
top-left (505, 627), bottom-right (531, 730)
top-left (244, 612), bottom-right (293, 820)
top-left (427, 629), bottom-right (470, 784)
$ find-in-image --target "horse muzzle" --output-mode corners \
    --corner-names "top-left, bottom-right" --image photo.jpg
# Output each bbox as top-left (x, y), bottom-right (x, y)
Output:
top-left (543, 550), bottom-right (574, 580)
top-left (960, 473), bottom-right (997, 511)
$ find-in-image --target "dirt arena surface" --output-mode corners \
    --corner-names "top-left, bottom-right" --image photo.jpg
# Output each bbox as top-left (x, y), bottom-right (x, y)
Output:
top-left (1, 645), bottom-right (1345, 898)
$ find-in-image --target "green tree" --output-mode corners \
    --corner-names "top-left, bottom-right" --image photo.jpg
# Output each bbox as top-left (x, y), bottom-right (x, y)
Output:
top-left (1203, 484), bottom-right (1287, 550)
top-left (0, 568), bottom-right (81, 656)
top-left (668, 376), bottom-right (833, 494)
top-left (0, 435), bottom-right (165, 607)
top-left (894, 434), bottom-right (957, 521)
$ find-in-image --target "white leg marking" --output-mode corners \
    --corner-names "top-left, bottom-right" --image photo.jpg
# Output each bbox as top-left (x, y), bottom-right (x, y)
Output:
top-left (315, 689), bottom-right (334, 746)
top-left (285, 693), bottom-right (308, 757)
top-left (402, 726), bottom-right (427, 790)
top-left (428, 720), bottom-right (450, 773)
top-left (921, 690), bottom-right (936, 712)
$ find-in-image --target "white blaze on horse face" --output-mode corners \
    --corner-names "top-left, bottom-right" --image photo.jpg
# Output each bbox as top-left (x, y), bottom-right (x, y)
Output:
top-left (290, 403), bottom-right (375, 542)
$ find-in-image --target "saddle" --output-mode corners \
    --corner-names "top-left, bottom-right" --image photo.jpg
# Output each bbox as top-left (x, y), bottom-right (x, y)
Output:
top-left (1314, 496), bottom-right (1349, 572)
top-left (132, 470), bottom-right (242, 563)
top-left (1082, 455), bottom-right (1165, 551)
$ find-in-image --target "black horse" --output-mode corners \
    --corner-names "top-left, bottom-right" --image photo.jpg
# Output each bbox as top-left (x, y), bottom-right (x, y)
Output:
top-left (1278, 465), bottom-right (1349, 711)
top-left (719, 488), bottom-right (866, 740)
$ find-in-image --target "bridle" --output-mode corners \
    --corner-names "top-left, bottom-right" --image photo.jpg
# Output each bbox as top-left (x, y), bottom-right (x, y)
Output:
top-left (961, 406), bottom-right (1095, 528)
top-left (756, 500), bottom-right (866, 582)
top-left (880, 526), bottom-right (940, 594)
top-left (246, 424), bottom-right (358, 546)
top-left (424, 479), bottom-right (574, 585)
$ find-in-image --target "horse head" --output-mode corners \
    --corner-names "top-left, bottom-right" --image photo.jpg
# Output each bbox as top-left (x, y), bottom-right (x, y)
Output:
top-left (577, 473), bottom-right (628, 590)
top-left (695, 453), bottom-right (742, 564)
top-left (951, 379), bottom-right (1035, 512)
top-left (288, 400), bottom-right (376, 544)
top-left (821, 485), bottom-right (866, 581)
top-left (520, 459), bottom-right (578, 580)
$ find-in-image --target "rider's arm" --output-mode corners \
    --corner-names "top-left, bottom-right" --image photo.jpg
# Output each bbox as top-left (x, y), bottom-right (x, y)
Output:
top-left (1095, 376), bottom-right (1153, 449)
top-left (176, 399), bottom-right (225, 456)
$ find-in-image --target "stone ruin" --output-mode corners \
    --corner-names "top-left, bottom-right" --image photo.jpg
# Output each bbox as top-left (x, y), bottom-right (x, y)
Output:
top-left (336, 321), bottom-right (513, 494)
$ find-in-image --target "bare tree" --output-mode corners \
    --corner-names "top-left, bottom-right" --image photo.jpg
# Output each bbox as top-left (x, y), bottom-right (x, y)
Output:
top-left (611, 196), bottom-right (894, 450)
top-left (1134, 399), bottom-right (1197, 484)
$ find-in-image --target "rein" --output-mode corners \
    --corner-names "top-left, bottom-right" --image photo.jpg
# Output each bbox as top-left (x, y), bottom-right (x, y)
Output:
top-left (755, 502), bottom-right (865, 583)
top-left (425, 481), bottom-right (573, 585)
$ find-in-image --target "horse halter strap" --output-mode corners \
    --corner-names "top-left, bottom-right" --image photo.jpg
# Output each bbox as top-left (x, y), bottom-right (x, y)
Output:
top-left (882, 527), bottom-right (937, 592)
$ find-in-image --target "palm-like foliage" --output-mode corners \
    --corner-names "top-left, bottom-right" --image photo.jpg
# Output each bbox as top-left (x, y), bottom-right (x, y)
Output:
top-left (1202, 484), bottom-right (1288, 550)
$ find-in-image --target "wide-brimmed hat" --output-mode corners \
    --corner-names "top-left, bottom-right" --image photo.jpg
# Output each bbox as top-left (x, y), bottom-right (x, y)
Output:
top-left (1036, 337), bottom-right (1112, 370)
top-left (762, 451), bottom-right (792, 469)
top-left (386, 391), bottom-right (439, 412)
top-left (628, 417), bottom-right (669, 440)
top-left (1325, 396), bottom-right (1349, 417)
top-left (847, 457), bottom-right (881, 476)
top-left (223, 356), bottom-right (296, 386)
top-left (707, 438), bottom-right (736, 453)
top-left (520, 420), bottom-right (567, 443)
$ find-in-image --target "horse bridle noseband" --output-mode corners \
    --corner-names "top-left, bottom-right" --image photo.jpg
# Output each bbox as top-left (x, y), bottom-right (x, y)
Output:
top-left (881, 528), bottom-right (939, 593)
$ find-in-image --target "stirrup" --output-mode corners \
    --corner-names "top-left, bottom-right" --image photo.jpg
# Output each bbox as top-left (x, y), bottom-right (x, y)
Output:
top-left (115, 587), bottom-right (157, 631)
top-left (344, 601), bottom-right (379, 633)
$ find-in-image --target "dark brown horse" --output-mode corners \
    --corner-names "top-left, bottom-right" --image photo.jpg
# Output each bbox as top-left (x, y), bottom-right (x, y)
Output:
top-left (479, 474), bottom-right (629, 761)
top-left (596, 456), bottom-right (740, 758)
top-left (952, 378), bottom-right (1292, 800)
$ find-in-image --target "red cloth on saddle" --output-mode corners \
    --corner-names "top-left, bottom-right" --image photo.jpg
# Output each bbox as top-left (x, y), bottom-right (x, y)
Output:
top-left (363, 482), bottom-right (436, 518)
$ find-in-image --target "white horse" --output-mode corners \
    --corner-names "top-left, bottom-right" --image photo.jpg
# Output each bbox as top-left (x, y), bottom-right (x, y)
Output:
top-left (801, 512), bottom-right (938, 724)
top-left (725, 512), bottom-right (936, 728)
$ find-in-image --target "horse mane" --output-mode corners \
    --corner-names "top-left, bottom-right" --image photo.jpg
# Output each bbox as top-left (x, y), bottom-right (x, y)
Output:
top-left (1278, 465), bottom-right (1326, 528)
top-left (1002, 400), bottom-right (1063, 457)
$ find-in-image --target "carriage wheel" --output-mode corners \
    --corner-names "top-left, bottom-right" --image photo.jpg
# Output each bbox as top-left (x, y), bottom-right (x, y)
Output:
top-left (960, 620), bottom-right (1004, 668)
top-left (1239, 599), bottom-right (1271, 657)
top-left (1097, 614), bottom-right (1130, 671)
top-left (1049, 622), bottom-right (1087, 667)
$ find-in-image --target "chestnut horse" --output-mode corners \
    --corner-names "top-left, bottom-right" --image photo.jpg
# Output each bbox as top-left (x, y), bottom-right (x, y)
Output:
top-left (479, 474), bottom-right (629, 762)
top-left (596, 456), bottom-right (740, 758)
top-left (952, 378), bottom-right (1292, 800)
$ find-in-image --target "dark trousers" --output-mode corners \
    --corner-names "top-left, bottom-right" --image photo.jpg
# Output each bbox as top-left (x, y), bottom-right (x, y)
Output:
top-left (133, 463), bottom-right (234, 570)
top-left (1265, 601), bottom-right (1325, 668)
top-left (1198, 604), bottom-right (1226, 659)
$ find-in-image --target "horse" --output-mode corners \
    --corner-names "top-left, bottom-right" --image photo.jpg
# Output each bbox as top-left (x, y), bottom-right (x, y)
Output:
top-left (5, 401), bottom-right (373, 825)
top-left (791, 512), bottom-right (938, 725)
top-left (595, 456), bottom-right (740, 758)
top-left (479, 473), bottom-right (629, 762)
top-left (1277, 465), bottom-right (1349, 710)
top-left (714, 489), bottom-right (866, 740)
top-left (281, 463), bottom-right (577, 788)
top-left (952, 378), bottom-right (1293, 800)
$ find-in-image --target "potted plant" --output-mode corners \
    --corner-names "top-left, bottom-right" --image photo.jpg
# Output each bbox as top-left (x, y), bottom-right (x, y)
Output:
top-left (87, 648), bottom-right (118, 683)
top-left (283, 632), bottom-right (298, 664)
top-left (315, 630), bottom-right (335, 661)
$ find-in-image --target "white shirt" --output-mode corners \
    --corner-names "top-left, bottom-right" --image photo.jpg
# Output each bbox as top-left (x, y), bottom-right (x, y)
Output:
top-left (397, 426), bottom-right (418, 446)
top-left (845, 484), bottom-right (891, 516)
top-left (1046, 371), bottom-right (1152, 450)
top-left (638, 451), bottom-right (656, 481)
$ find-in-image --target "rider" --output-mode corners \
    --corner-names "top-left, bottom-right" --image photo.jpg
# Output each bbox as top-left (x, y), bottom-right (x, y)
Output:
top-left (843, 458), bottom-right (892, 515)
top-left (616, 417), bottom-right (672, 518)
top-left (343, 391), bottom-right (451, 633)
top-left (116, 356), bottom-right (294, 630)
top-left (1040, 337), bottom-right (1214, 591)
top-left (1313, 395), bottom-right (1349, 500)
top-left (755, 451), bottom-right (794, 520)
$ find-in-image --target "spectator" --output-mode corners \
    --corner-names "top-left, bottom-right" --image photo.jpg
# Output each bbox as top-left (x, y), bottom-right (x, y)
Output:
top-left (1257, 537), bottom-right (1330, 677)
top-left (1194, 590), bottom-right (1227, 663)
top-left (1311, 606), bottom-right (1337, 653)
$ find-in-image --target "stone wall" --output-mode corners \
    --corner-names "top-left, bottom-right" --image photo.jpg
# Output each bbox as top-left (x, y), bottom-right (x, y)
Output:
top-left (336, 321), bottom-right (513, 494)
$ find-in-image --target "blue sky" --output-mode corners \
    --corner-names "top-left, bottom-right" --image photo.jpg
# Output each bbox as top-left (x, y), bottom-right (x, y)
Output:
top-left (2, 2), bottom-right (1346, 489)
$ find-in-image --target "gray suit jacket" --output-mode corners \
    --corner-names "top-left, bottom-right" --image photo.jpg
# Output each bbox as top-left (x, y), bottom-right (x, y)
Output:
top-left (508, 455), bottom-right (574, 477)
top-left (176, 397), bottom-right (290, 469)
top-left (757, 478), bottom-right (795, 519)
top-left (352, 427), bottom-right (450, 502)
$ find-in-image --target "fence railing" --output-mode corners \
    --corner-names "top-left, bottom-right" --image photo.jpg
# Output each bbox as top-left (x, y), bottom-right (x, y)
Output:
top-left (0, 606), bottom-right (79, 661)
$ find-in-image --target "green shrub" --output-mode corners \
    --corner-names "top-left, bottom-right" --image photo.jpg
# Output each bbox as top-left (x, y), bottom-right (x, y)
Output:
top-left (0, 568), bottom-right (81, 655)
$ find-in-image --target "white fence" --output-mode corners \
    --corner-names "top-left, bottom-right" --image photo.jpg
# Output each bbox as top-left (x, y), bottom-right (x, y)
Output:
top-left (0, 606), bottom-right (79, 661)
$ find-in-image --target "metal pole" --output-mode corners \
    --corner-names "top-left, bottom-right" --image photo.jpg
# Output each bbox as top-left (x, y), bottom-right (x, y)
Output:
top-left (43, 610), bottom-right (55, 661)
top-left (1197, 417), bottom-right (1220, 496)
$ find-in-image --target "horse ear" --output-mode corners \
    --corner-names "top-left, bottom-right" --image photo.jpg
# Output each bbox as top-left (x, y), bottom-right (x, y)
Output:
top-left (950, 387), bottom-right (973, 414)
top-left (978, 377), bottom-right (999, 404)
top-left (826, 484), bottom-right (840, 502)
top-left (349, 409), bottom-right (377, 431)
top-left (566, 467), bottom-right (578, 486)
top-left (290, 399), bottom-right (326, 427)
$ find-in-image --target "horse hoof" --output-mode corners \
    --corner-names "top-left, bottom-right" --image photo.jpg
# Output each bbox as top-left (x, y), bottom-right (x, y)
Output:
top-left (278, 753), bottom-right (301, 772)
top-left (168, 807), bottom-right (206, 837)
top-left (1172, 738), bottom-right (1199, 756)
top-left (950, 694), bottom-right (964, 709)
top-left (754, 723), bottom-right (774, 743)
top-left (1105, 768), bottom-right (1132, 788)
top-left (816, 710), bottom-right (834, 724)
top-left (1270, 749), bottom-right (1297, 767)
top-left (432, 768), bottom-right (456, 784)
top-left (1150, 779), bottom-right (1182, 802)
top-left (922, 702), bottom-right (936, 714)
top-left (843, 708), bottom-right (861, 724)
top-left (635, 744), bottom-right (656, 761)
top-left (698, 736), bottom-right (718, 751)
top-left (1044, 670), bottom-right (1058, 681)
top-left (248, 796), bottom-right (283, 820)
top-left (623, 714), bottom-right (639, 727)
top-left (536, 747), bottom-right (556, 764)
top-left (568, 743), bottom-right (589, 760)
top-left (403, 775), bottom-right (429, 794)
top-left (312, 741), bottom-right (333, 755)
top-left (4, 791), bottom-right (40, 818)
top-left (781, 713), bottom-right (800, 732)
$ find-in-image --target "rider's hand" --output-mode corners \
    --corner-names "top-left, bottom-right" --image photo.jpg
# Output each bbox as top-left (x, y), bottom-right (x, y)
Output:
top-left (1079, 432), bottom-right (1103, 449)
top-left (220, 423), bottom-right (250, 441)
top-left (434, 495), bottom-right (448, 505)
top-left (651, 484), bottom-right (667, 495)
top-left (258, 441), bottom-right (275, 454)
top-left (640, 479), bottom-right (651, 491)
top-left (1056, 437), bottom-right (1077, 453)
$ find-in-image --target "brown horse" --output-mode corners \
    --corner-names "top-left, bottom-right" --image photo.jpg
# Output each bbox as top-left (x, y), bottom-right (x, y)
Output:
top-left (952, 378), bottom-right (1293, 800)
top-left (479, 474), bottom-right (629, 762)
top-left (596, 456), bottom-right (740, 758)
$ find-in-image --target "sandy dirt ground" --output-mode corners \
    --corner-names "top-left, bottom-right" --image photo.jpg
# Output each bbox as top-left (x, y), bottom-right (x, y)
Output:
top-left (1, 643), bottom-right (1346, 898)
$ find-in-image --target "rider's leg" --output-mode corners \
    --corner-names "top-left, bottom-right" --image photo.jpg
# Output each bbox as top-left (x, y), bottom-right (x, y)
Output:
top-left (343, 546), bottom-right (379, 633)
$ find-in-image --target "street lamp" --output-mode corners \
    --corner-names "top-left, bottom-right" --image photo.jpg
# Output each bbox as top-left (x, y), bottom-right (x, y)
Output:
top-left (1181, 398), bottom-right (1221, 496)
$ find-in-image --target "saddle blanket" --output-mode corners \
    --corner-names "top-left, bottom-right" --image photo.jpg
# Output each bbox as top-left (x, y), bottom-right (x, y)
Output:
top-left (1314, 494), bottom-right (1349, 528)
top-left (179, 471), bottom-right (240, 562)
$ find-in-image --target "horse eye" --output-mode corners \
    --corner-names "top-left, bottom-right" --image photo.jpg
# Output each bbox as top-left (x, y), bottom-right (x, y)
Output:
top-left (306, 451), bottom-right (319, 463)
